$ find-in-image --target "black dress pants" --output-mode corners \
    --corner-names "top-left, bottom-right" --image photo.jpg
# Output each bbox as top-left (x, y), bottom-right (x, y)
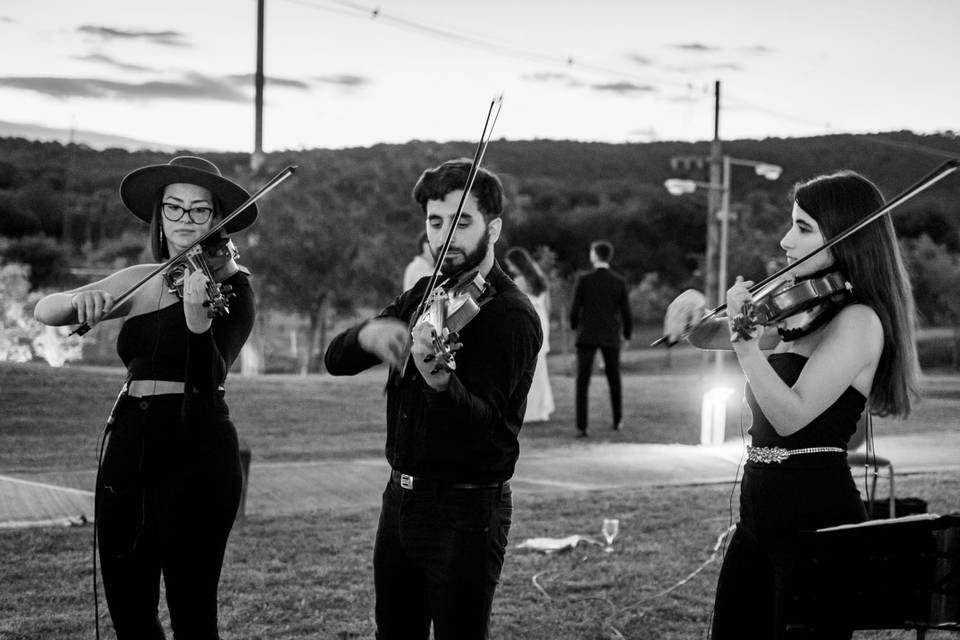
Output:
top-left (575, 344), bottom-right (622, 432)
top-left (373, 477), bottom-right (512, 640)
top-left (711, 459), bottom-right (867, 640)
top-left (97, 394), bottom-right (242, 640)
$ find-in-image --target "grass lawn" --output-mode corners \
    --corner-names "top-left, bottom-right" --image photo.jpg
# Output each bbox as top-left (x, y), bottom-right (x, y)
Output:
top-left (2, 349), bottom-right (957, 473)
top-left (2, 352), bottom-right (960, 639)
top-left (2, 474), bottom-right (960, 639)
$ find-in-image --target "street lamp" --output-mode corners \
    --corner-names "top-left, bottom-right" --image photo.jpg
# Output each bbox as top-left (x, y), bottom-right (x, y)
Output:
top-left (664, 178), bottom-right (710, 196)
top-left (717, 157), bottom-right (783, 330)
top-left (664, 155), bottom-right (783, 318)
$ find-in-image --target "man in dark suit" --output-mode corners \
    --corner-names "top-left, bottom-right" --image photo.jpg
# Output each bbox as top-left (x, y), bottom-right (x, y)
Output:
top-left (569, 240), bottom-right (632, 437)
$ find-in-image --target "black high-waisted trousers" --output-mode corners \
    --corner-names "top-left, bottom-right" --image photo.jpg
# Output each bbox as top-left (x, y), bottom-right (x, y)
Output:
top-left (97, 394), bottom-right (242, 640)
top-left (711, 457), bottom-right (867, 640)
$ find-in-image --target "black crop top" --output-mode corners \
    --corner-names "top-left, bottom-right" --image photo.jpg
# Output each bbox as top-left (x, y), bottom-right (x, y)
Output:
top-left (746, 352), bottom-right (866, 449)
top-left (116, 271), bottom-right (255, 392)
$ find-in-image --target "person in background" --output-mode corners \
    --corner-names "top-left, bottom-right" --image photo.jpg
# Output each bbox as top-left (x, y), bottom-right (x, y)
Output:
top-left (403, 230), bottom-right (435, 291)
top-left (569, 240), bottom-right (632, 437)
top-left (34, 156), bottom-right (256, 639)
top-left (324, 158), bottom-right (541, 639)
top-left (505, 246), bottom-right (554, 422)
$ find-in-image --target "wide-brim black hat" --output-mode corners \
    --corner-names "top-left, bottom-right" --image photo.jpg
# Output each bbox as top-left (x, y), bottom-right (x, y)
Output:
top-left (120, 156), bottom-right (257, 234)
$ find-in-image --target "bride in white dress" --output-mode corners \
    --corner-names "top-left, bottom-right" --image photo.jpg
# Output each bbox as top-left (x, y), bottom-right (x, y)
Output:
top-left (505, 247), bottom-right (555, 423)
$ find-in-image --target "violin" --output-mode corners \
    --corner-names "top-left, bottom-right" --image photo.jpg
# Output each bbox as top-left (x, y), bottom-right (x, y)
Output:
top-left (163, 234), bottom-right (240, 317)
top-left (415, 270), bottom-right (493, 373)
top-left (655, 159), bottom-right (960, 349)
top-left (729, 270), bottom-right (852, 341)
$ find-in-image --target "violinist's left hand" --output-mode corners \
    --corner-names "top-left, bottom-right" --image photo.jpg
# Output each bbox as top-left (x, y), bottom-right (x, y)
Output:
top-left (727, 276), bottom-right (763, 347)
top-left (410, 321), bottom-right (459, 390)
top-left (183, 269), bottom-right (213, 334)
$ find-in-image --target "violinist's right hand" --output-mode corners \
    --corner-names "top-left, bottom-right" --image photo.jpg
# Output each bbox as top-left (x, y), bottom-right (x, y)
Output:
top-left (663, 289), bottom-right (707, 345)
top-left (70, 290), bottom-right (115, 327)
top-left (358, 318), bottom-right (410, 368)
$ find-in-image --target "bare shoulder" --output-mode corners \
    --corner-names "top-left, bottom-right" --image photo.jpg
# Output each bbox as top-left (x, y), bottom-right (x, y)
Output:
top-left (825, 303), bottom-right (883, 353)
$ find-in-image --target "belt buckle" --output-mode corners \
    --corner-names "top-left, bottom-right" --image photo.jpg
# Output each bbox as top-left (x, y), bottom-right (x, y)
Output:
top-left (399, 474), bottom-right (414, 490)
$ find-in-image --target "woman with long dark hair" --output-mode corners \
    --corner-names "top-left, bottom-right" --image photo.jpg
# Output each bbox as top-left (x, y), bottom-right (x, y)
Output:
top-left (669, 170), bottom-right (918, 638)
top-left (505, 246), bottom-right (554, 422)
top-left (34, 156), bottom-right (256, 639)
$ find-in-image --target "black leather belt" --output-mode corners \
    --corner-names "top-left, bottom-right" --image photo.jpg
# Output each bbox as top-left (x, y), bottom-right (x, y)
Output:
top-left (390, 468), bottom-right (506, 491)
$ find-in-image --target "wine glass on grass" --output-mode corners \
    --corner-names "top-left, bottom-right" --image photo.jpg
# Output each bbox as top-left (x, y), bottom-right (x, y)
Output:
top-left (602, 518), bottom-right (620, 553)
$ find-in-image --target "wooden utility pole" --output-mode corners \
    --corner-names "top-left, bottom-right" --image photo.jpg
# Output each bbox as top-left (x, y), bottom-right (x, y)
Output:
top-left (707, 81), bottom-right (724, 371)
top-left (251, 0), bottom-right (266, 172)
top-left (705, 80), bottom-right (722, 309)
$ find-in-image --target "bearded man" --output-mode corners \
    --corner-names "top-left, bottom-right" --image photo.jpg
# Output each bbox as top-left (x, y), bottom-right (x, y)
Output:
top-left (324, 158), bottom-right (541, 640)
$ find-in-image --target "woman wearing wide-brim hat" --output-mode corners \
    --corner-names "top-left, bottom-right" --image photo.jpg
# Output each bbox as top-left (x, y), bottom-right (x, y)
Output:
top-left (35, 155), bottom-right (257, 638)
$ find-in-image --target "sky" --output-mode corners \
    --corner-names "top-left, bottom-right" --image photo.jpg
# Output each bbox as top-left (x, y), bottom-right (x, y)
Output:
top-left (1, 0), bottom-right (958, 152)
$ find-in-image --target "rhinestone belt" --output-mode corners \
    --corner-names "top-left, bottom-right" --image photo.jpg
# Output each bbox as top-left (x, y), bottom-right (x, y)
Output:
top-left (746, 445), bottom-right (845, 464)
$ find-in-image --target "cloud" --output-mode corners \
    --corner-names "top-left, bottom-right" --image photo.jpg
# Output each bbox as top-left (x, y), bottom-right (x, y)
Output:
top-left (658, 61), bottom-right (743, 74)
top-left (77, 25), bottom-right (186, 46)
top-left (626, 54), bottom-right (653, 66)
top-left (707, 62), bottom-right (742, 71)
top-left (312, 74), bottom-right (371, 87)
top-left (74, 53), bottom-right (153, 73)
top-left (670, 43), bottom-right (719, 52)
top-left (227, 73), bottom-right (311, 90)
top-left (629, 127), bottom-right (658, 141)
top-left (0, 74), bottom-right (247, 102)
top-left (0, 16), bottom-right (14, 23)
top-left (741, 44), bottom-right (774, 55)
top-left (520, 72), bottom-right (583, 87)
top-left (590, 81), bottom-right (656, 95)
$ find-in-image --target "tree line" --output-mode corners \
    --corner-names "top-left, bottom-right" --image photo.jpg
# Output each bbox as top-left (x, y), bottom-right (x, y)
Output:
top-left (1, 131), bottom-right (959, 371)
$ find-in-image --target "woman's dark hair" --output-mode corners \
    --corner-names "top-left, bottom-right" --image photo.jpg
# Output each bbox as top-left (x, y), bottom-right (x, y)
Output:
top-left (793, 170), bottom-right (918, 417)
top-left (412, 158), bottom-right (505, 219)
top-left (505, 247), bottom-right (547, 296)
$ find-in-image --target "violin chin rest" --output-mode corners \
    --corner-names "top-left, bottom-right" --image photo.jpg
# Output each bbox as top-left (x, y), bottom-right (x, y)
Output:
top-left (445, 296), bottom-right (480, 334)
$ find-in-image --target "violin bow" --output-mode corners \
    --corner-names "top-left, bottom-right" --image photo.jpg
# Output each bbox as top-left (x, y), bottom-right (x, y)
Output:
top-left (70, 164), bottom-right (298, 336)
top-left (395, 95), bottom-right (503, 376)
top-left (653, 158), bottom-right (960, 346)
top-left (411, 94), bottom-right (504, 326)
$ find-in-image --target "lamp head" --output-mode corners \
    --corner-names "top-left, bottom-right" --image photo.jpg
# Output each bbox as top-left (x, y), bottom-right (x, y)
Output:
top-left (665, 179), bottom-right (697, 196)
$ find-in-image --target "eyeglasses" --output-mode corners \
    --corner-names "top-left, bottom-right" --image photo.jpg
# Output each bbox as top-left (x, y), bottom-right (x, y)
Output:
top-left (162, 202), bottom-right (214, 224)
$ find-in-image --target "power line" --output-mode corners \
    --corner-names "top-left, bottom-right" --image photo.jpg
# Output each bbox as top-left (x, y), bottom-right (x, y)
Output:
top-left (723, 95), bottom-right (831, 130)
top-left (282, 0), bottom-right (832, 135)
top-left (283, 0), bottom-right (699, 92)
top-left (863, 135), bottom-right (960, 160)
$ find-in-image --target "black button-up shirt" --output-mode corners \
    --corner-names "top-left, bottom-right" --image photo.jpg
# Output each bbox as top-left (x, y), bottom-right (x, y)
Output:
top-left (324, 261), bottom-right (542, 483)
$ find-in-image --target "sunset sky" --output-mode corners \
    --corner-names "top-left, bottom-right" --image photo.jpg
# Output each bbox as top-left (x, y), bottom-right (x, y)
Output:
top-left (1, 0), bottom-right (957, 151)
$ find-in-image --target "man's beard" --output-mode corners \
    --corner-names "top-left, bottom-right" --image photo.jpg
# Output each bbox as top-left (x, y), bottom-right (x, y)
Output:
top-left (435, 226), bottom-right (490, 278)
